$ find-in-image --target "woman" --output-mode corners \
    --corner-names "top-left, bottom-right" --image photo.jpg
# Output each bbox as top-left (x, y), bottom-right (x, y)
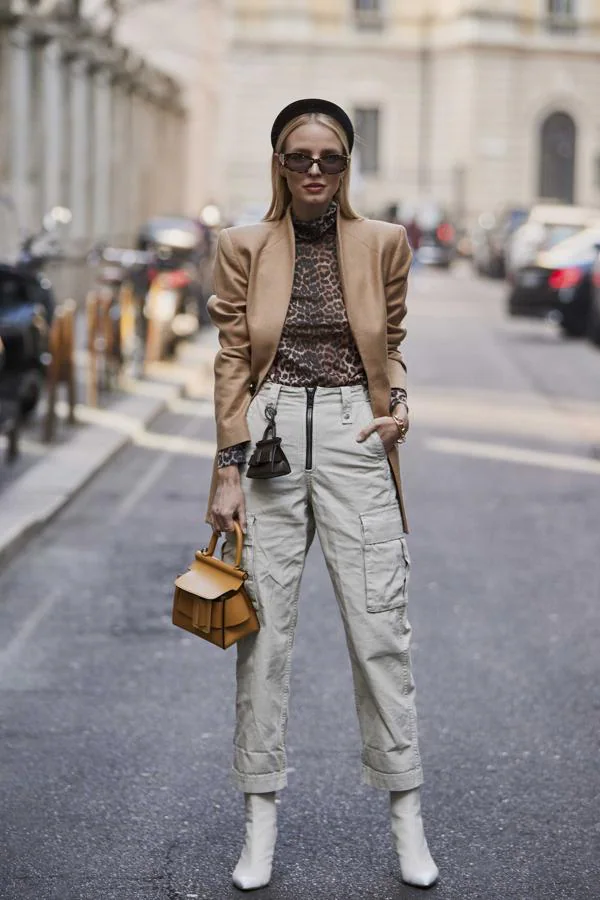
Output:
top-left (207, 98), bottom-right (438, 891)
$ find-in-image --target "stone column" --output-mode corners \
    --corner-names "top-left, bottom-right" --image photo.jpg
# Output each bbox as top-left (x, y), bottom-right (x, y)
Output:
top-left (9, 28), bottom-right (32, 233)
top-left (41, 39), bottom-right (63, 213)
top-left (123, 86), bottom-right (136, 241)
top-left (129, 89), bottom-right (143, 234)
top-left (69, 57), bottom-right (90, 242)
top-left (110, 76), bottom-right (127, 243)
top-left (92, 67), bottom-right (112, 239)
top-left (141, 93), bottom-right (155, 220)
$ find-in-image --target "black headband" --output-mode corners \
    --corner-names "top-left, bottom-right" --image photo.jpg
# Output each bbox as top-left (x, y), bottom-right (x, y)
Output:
top-left (271, 99), bottom-right (354, 153)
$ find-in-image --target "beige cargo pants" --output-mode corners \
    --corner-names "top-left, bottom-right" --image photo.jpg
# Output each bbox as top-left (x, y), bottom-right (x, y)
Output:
top-left (223, 381), bottom-right (424, 793)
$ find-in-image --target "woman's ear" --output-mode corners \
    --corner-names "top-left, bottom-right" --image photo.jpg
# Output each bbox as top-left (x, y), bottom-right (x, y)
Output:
top-left (275, 152), bottom-right (287, 181)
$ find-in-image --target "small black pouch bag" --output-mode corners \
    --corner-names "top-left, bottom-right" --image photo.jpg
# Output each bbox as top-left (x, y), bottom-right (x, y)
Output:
top-left (246, 404), bottom-right (291, 480)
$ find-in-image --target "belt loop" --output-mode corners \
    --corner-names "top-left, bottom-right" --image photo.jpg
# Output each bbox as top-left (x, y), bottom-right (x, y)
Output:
top-left (340, 386), bottom-right (353, 425)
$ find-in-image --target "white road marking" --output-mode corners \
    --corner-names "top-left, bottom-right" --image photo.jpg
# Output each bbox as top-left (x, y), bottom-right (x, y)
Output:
top-left (427, 437), bottom-right (600, 476)
top-left (0, 589), bottom-right (61, 677)
top-left (133, 430), bottom-right (216, 457)
top-left (110, 416), bottom-right (213, 524)
top-left (411, 389), bottom-right (600, 446)
top-left (167, 397), bottom-right (214, 417)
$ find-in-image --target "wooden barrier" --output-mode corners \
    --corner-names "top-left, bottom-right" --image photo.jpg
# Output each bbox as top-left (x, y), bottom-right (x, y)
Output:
top-left (117, 280), bottom-right (142, 377)
top-left (43, 299), bottom-right (77, 443)
top-left (144, 274), bottom-right (166, 365)
top-left (86, 288), bottom-right (120, 407)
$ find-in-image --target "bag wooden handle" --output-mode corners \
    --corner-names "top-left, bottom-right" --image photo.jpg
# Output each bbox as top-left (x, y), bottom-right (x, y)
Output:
top-left (202, 521), bottom-right (244, 568)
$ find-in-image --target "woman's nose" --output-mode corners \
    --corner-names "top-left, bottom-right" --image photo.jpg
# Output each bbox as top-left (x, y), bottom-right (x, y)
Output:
top-left (308, 159), bottom-right (320, 174)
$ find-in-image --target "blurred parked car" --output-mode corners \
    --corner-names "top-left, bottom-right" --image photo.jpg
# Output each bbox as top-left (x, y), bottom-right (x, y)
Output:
top-left (413, 205), bottom-right (457, 268)
top-left (417, 221), bottom-right (457, 268)
top-left (507, 225), bottom-right (600, 337)
top-left (587, 245), bottom-right (600, 346)
top-left (472, 206), bottom-right (529, 278)
top-left (505, 204), bottom-right (599, 277)
top-left (385, 201), bottom-right (458, 268)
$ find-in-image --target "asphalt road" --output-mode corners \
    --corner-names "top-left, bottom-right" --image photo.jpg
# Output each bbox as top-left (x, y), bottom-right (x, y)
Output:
top-left (1, 263), bottom-right (599, 900)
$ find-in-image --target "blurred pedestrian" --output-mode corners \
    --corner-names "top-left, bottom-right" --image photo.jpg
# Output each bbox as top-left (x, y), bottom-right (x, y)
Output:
top-left (405, 216), bottom-right (422, 252)
top-left (207, 98), bottom-right (438, 891)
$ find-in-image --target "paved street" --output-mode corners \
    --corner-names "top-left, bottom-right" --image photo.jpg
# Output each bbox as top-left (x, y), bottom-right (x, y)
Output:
top-left (1, 263), bottom-right (599, 900)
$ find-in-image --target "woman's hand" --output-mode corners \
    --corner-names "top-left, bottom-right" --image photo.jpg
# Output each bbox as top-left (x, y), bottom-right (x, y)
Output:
top-left (208, 466), bottom-right (247, 533)
top-left (356, 404), bottom-right (409, 454)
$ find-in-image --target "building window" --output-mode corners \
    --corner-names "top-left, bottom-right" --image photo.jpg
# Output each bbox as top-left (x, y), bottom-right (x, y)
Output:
top-left (354, 107), bottom-right (380, 174)
top-left (547, 0), bottom-right (577, 32)
top-left (353, 0), bottom-right (383, 31)
top-left (539, 111), bottom-right (576, 204)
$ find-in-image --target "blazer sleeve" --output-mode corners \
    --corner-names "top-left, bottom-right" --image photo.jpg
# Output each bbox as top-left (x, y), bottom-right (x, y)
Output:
top-left (385, 226), bottom-right (412, 392)
top-left (207, 229), bottom-right (253, 450)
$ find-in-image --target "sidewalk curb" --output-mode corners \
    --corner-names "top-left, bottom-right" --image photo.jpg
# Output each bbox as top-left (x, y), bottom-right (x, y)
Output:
top-left (0, 382), bottom-right (182, 570)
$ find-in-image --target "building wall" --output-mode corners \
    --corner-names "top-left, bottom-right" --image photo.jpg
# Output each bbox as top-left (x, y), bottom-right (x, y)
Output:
top-left (212, 0), bottom-right (600, 224)
top-left (0, 12), bottom-right (187, 303)
top-left (115, 0), bottom-right (221, 220)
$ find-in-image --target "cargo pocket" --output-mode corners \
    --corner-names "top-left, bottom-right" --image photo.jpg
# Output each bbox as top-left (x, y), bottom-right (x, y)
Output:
top-left (359, 506), bottom-right (410, 613)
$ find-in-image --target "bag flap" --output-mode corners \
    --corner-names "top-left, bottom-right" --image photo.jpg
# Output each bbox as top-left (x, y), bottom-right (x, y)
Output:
top-left (174, 585), bottom-right (253, 629)
top-left (224, 589), bottom-right (254, 627)
top-left (175, 558), bottom-right (244, 600)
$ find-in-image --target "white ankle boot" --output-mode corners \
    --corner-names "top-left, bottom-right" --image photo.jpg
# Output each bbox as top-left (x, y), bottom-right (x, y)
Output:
top-left (390, 788), bottom-right (439, 888)
top-left (232, 792), bottom-right (278, 891)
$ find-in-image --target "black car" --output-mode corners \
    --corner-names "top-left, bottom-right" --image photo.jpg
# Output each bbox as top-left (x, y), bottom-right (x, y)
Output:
top-left (415, 214), bottom-right (457, 269)
top-left (588, 247), bottom-right (600, 346)
top-left (507, 227), bottom-right (600, 337)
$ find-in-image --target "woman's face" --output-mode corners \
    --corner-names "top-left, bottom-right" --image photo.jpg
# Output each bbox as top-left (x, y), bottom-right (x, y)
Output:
top-left (278, 121), bottom-right (346, 218)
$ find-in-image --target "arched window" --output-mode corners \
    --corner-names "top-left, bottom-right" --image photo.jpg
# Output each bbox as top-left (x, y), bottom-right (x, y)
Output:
top-left (539, 112), bottom-right (576, 204)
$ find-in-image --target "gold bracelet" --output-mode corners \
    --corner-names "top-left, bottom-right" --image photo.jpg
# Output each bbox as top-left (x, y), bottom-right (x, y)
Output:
top-left (391, 411), bottom-right (408, 442)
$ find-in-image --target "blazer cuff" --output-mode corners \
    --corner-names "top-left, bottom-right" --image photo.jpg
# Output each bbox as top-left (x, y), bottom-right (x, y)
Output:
top-left (390, 388), bottom-right (408, 413)
top-left (217, 443), bottom-right (249, 468)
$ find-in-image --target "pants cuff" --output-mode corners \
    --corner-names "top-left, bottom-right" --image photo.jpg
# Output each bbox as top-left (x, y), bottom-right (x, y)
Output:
top-left (231, 767), bottom-right (288, 793)
top-left (361, 764), bottom-right (424, 791)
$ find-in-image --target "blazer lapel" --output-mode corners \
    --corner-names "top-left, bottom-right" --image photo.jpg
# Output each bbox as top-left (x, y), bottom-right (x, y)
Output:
top-left (252, 209), bottom-right (295, 383)
top-left (337, 212), bottom-right (379, 372)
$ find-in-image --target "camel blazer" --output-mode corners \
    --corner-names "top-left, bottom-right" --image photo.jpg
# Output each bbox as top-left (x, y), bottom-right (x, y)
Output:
top-left (207, 206), bottom-right (412, 531)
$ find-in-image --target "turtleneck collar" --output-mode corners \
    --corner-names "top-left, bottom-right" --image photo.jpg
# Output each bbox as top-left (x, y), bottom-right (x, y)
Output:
top-left (291, 202), bottom-right (337, 241)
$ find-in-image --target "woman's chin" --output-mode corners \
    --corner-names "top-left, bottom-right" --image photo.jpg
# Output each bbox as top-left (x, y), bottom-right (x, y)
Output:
top-left (299, 191), bottom-right (330, 205)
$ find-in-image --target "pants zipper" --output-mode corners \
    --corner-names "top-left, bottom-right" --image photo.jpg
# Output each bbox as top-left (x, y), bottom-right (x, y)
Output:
top-left (305, 387), bottom-right (316, 470)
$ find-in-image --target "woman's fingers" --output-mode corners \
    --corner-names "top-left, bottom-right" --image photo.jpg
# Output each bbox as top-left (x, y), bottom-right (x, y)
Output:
top-left (356, 415), bottom-right (411, 449)
top-left (210, 497), bottom-right (246, 534)
top-left (238, 500), bottom-right (247, 535)
top-left (356, 417), bottom-right (385, 442)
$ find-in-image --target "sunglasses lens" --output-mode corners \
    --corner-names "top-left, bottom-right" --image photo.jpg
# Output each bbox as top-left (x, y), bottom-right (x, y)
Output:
top-left (284, 153), bottom-right (312, 173)
top-left (283, 153), bottom-right (348, 174)
top-left (319, 155), bottom-right (347, 174)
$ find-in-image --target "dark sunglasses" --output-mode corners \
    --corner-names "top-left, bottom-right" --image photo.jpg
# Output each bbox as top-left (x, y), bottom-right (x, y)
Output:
top-left (278, 152), bottom-right (349, 175)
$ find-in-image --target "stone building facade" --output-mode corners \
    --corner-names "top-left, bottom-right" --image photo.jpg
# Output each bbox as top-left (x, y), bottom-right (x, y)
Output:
top-left (207, 0), bottom-right (600, 225)
top-left (0, 1), bottom-right (187, 300)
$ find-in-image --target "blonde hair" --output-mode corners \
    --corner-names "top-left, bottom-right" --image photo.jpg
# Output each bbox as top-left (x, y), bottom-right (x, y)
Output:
top-left (264, 113), bottom-right (361, 221)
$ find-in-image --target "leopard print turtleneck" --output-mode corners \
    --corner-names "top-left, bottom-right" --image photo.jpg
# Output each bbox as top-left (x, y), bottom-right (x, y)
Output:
top-left (217, 203), bottom-right (407, 468)
top-left (268, 202), bottom-right (366, 387)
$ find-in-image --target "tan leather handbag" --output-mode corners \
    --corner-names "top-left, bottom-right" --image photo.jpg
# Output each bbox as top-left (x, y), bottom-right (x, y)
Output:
top-left (172, 522), bottom-right (259, 649)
